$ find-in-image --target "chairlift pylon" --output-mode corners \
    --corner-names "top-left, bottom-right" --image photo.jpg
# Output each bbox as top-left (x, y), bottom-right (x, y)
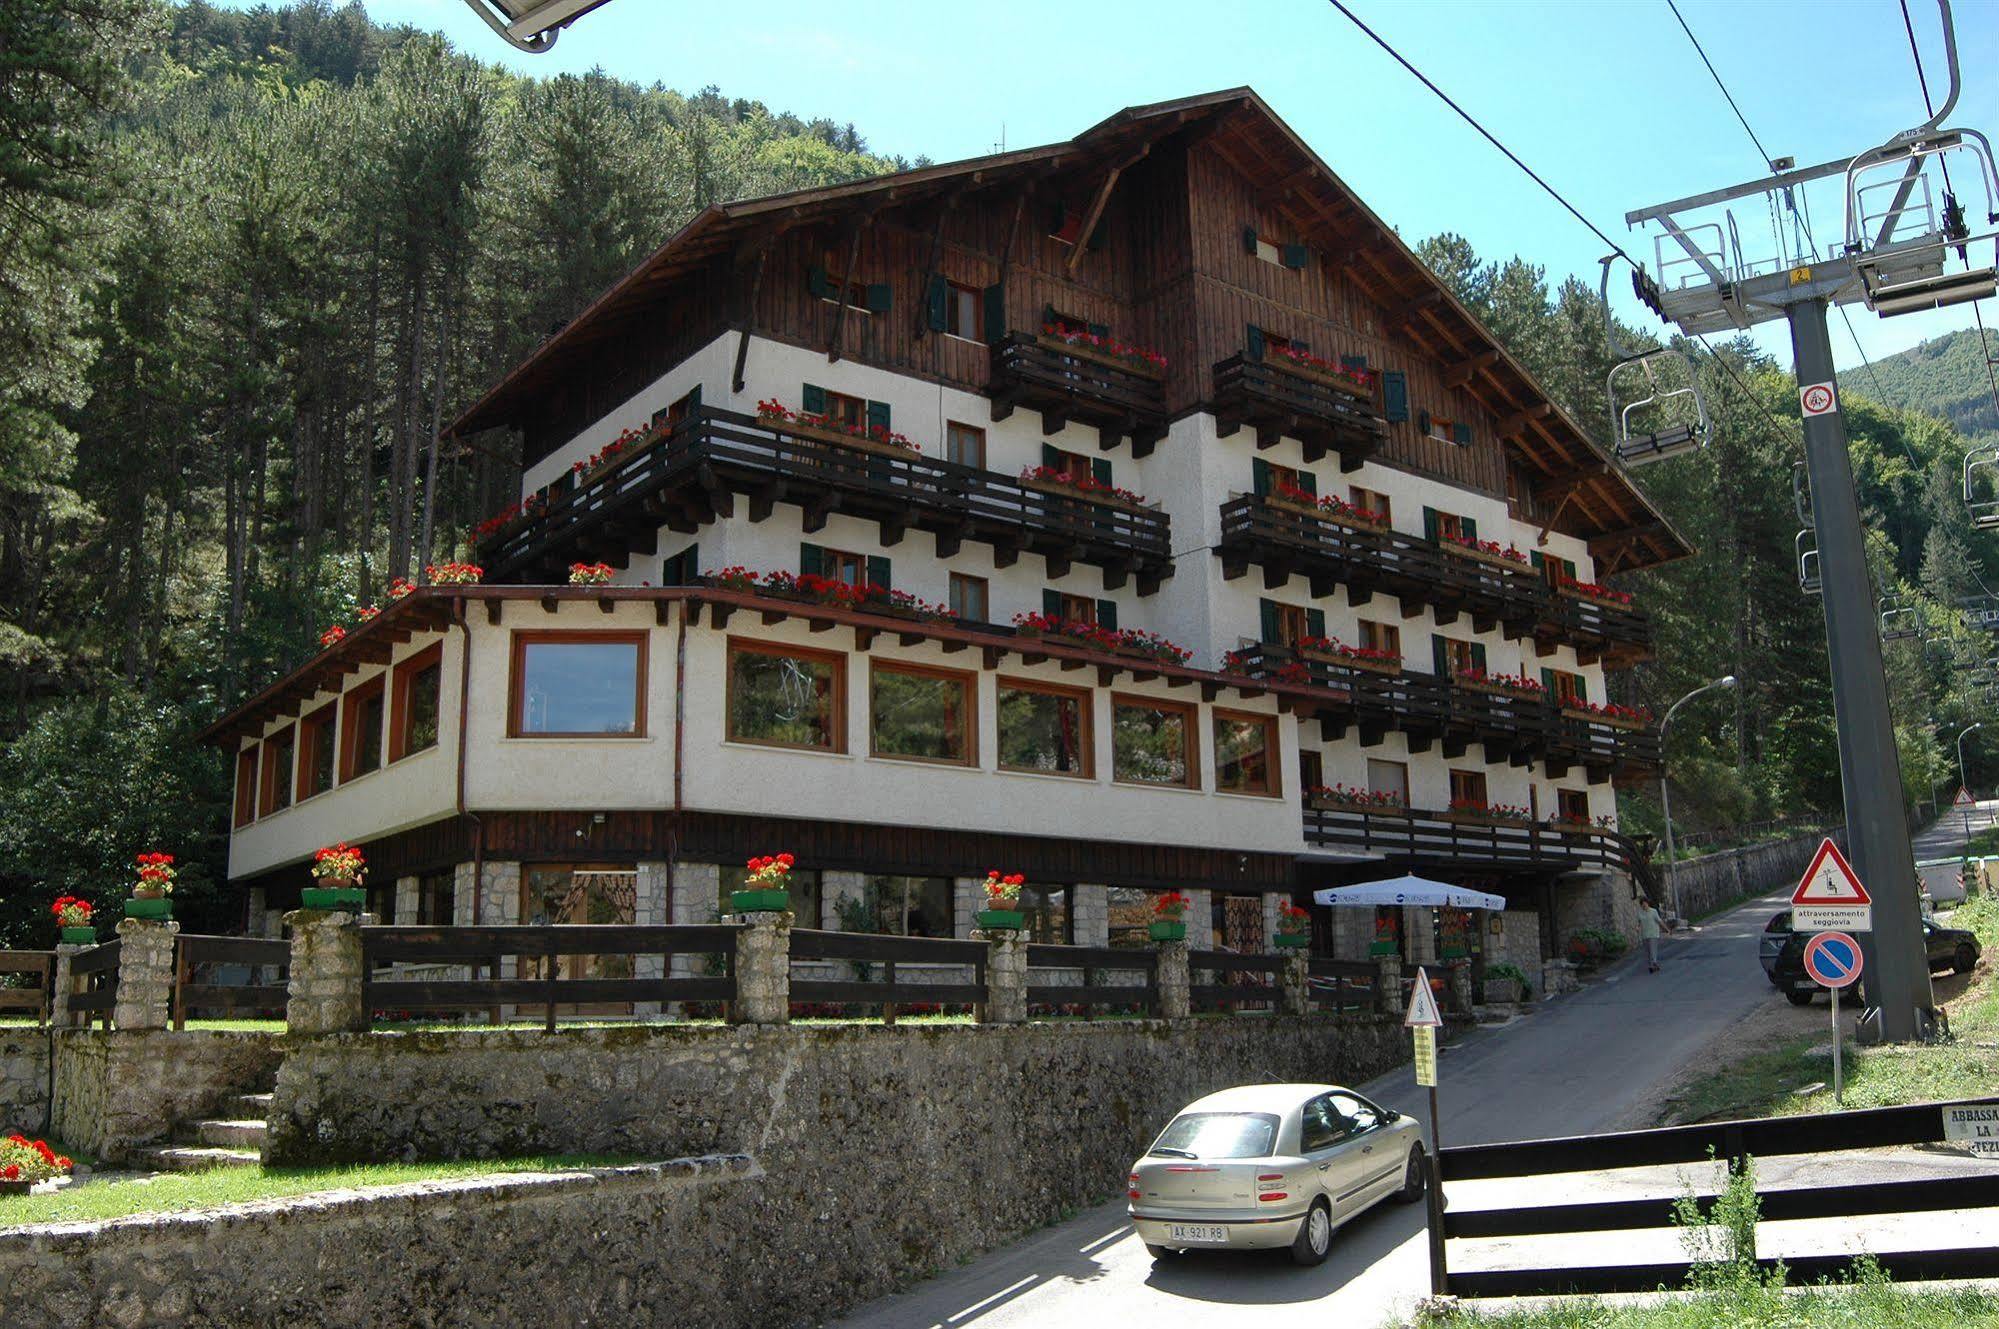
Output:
top-left (1598, 258), bottom-right (1712, 466)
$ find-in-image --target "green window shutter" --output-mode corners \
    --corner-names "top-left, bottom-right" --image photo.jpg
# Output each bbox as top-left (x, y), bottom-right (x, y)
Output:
top-left (1431, 637), bottom-right (1449, 676)
top-left (1087, 321), bottom-right (1109, 338)
top-left (866, 555), bottom-right (891, 589)
top-left (1096, 599), bottom-right (1118, 631)
top-left (807, 265), bottom-right (830, 300)
top-left (1042, 302), bottom-right (1059, 326)
top-left (1422, 507), bottom-right (1440, 541)
top-left (1246, 323), bottom-right (1266, 362)
top-left (1575, 676), bottom-right (1587, 703)
top-left (984, 284), bottom-right (1007, 343)
top-left (802, 383), bottom-right (827, 414)
top-left (1294, 340), bottom-right (1310, 354)
top-left (1306, 607), bottom-right (1327, 639)
top-left (1242, 225), bottom-right (1259, 255)
top-left (1471, 643), bottom-right (1488, 672)
top-left (1260, 599), bottom-right (1281, 644)
top-left (1091, 458), bottom-right (1112, 488)
top-left (1561, 557), bottom-right (1578, 582)
top-left (800, 543), bottom-right (824, 577)
top-left (1462, 516), bottom-right (1479, 542)
top-left (685, 542), bottom-right (699, 584)
top-left (1281, 243), bottom-right (1309, 270)
top-left (925, 276), bottom-right (948, 332)
top-left (1531, 550), bottom-right (1546, 574)
top-left (1042, 589), bottom-right (1063, 618)
top-left (1452, 422), bottom-right (1472, 446)
top-left (866, 282), bottom-right (892, 314)
top-left (1418, 409), bottom-right (1431, 435)
top-left (686, 383), bottom-right (702, 410)
top-left (1541, 668), bottom-right (1555, 695)
top-left (1341, 354), bottom-right (1369, 372)
top-left (1382, 371), bottom-right (1410, 422)
top-left (866, 400), bottom-right (891, 432)
top-left (1298, 471), bottom-right (1318, 497)
top-left (1253, 458), bottom-right (1273, 497)
top-left (1042, 443), bottom-right (1062, 470)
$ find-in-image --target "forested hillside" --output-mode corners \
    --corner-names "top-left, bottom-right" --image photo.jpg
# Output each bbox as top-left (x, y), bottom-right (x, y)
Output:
top-left (1, 0), bottom-right (1993, 942)
top-left (1863, 327), bottom-right (1999, 447)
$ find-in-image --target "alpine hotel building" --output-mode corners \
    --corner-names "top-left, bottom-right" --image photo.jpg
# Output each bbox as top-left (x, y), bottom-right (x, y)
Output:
top-left (207, 91), bottom-right (1688, 983)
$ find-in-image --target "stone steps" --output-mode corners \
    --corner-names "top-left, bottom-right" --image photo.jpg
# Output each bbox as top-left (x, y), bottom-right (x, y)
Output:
top-left (190, 1119), bottom-right (268, 1150)
top-left (225, 1092), bottom-right (274, 1118)
top-left (132, 1145), bottom-right (262, 1173)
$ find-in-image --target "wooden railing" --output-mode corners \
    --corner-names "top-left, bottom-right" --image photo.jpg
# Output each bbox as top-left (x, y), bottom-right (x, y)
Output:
top-left (358, 925), bottom-right (739, 1030)
top-left (1025, 943), bottom-right (1159, 1015)
top-left (788, 929), bottom-right (988, 1020)
top-left (480, 406), bottom-right (1174, 588)
top-left (1307, 957), bottom-right (1378, 1013)
top-left (66, 940), bottom-right (120, 1028)
top-left (0, 951), bottom-right (54, 1025)
top-left (1302, 804), bottom-right (1652, 881)
top-left (171, 934), bottom-right (291, 1029)
top-left (1188, 949), bottom-right (1286, 1013)
top-left (989, 332), bottom-right (1169, 450)
top-left (1212, 353), bottom-right (1387, 467)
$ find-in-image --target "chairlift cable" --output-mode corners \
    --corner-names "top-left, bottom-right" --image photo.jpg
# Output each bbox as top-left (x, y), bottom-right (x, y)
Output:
top-left (1664, 0), bottom-right (1777, 172)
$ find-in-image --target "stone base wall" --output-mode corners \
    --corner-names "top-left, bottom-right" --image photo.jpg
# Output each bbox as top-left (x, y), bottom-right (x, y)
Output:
top-left (50, 1031), bottom-right (285, 1161)
top-left (1668, 829), bottom-right (1849, 923)
top-left (0, 1033), bottom-right (50, 1135)
top-left (0, 1157), bottom-right (758, 1329)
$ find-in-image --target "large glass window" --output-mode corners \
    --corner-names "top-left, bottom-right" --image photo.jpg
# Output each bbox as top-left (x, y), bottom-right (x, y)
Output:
top-left (341, 676), bottom-right (385, 782)
top-left (1108, 887), bottom-right (1164, 948)
top-left (870, 663), bottom-right (974, 765)
top-left (719, 865), bottom-right (823, 926)
top-left (728, 641), bottom-right (845, 751)
top-left (1112, 697), bottom-right (1195, 788)
top-left (1020, 884), bottom-right (1070, 944)
top-left (1213, 710), bottom-right (1278, 796)
top-left (297, 703), bottom-right (336, 801)
top-left (415, 871), bottom-right (456, 926)
top-left (856, 876), bottom-right (955, 937)
top-left (234, 748), bottom-right (258, 827)
top-left (510, 632), bottom-right (647, 736)
top-left (259, 727), bottom-right (295, 816)
top-left (997, 680), bottom-right (1092, 778)
top-left (391, 644), bottom-right (443, 761)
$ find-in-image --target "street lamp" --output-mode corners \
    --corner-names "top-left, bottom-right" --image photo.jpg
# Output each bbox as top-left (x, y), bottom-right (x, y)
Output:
top-left (1957, 723), bottom-right (1983, 797)
top-left (1659, 675), bottom-right (1739, 921)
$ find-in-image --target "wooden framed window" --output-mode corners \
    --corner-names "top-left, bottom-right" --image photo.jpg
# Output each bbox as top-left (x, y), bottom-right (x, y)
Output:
top-left (296, 703), bottom-right (337, 802)
top-left (509, 631), bottom-right (648, 737)
top-left (1350, 486), bottom-right (1393, 525)
top-left (258, 726), bottom-right (296, 817)
top-left (1268, 601), bottom-right (1310, 648)
top-left (997, 677), bottom-right (1093, 778)
top-left (1213, 709), bottom-right (1280, 797)
top-left (1018, 884), bottom-right (1072, 944)
top-left (1544, 668), bottom-right (1587, 707)
top-left (801, 542), bottom-right (887, 592)
top-left (233, 747), bottom-right (259, 828)
top-left (1111, 695), bottom-right (1197, 788)
top-left (1057, 592), bottom-right (1098, 625)
top-left (1449, 769), bottom-right (1488, 806)
top-left (389, 642), bottom-right (444, 763)
top-left (1045, 308), bottom-right (1090, 334)
top-left (726, 638), bottom-right (846, 752)
top-left (1240, 227), bottom-right (1308, 270)
top-left (414, 871), bottom-right (456, 927)
top-left (651, 385), bottom-right (701, 434)
top-left (1046, 446), bottom-right (1093, 483)
top-left (1557, 789), bottom-right (1591, 823)
top-left (1534, 551), bottom-right (1579, 590)
top-left (869, 661), bottom-right (976, 766)
top-left (1430, 509), bottom-right (1468, 543)
top-left (1368, 759), bottom-right (1409, 804)
top-left (661, 543), bottom-right (700, 586)
top-left (1429, 415), bottom-right (1457, 443)
top-left (942, 281), bottom-right (981, 341)
top-left (948, 572), bottom-right (989, 623)
top-left (1298, 749), bottom-right (1324, 793)
top-left (822, 389), bottom-right (867, 431)
top-left (810, 259), bottom-right (879, 314)
top-left (1358, 620), bottom-right (1401, 657)
top-left (859, 875), bottom-right (957, 937)
top-left (944, 421), bottom-right (986, 468)
top-left (1437, 637), bottom-right (1482, 676)
top-left (340, 675), bottom-right (386, 783)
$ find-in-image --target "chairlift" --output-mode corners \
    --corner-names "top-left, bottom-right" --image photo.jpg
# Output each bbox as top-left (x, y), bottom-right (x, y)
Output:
top-left (462, 0), bottom-right (613, 52)
top-left (1598, 258), bottom-right (1712, 466)
top-left (1793, 462), bottom-right (1814, 529)
top-left (1880, 594), bottom-right (1923, 642)
top-left (1844, 125), bottom-right (1999, 316)
top-left (1966, 443), bottom-right (1999, 530)
top-left (1797, 531), bottom-right (1822, 596)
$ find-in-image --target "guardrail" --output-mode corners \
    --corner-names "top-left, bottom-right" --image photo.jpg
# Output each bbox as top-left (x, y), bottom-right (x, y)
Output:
top-left (171, 934), bottom-right (291, 1028)
top-left (0, 951), bottom-right (54, 1025)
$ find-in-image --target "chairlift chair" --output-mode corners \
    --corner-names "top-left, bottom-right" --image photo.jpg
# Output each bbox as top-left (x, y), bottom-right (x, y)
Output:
top-left (1598, 258), bottom-right (1712, 466)
top-left (1966, 444), bottom-right (1999, 530)
top-left (1845, 127), bottom-right (1999, 316)
top-left (1797, 531), bottom-right (1822, 596)
top-left (1880, 595), bottom-right (1923, 642)
top-left (462, 0), bottom-right (613, 51)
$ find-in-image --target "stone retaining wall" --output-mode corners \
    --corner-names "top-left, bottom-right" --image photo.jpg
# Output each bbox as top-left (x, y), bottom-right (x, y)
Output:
top-left (0, 1033), bottom-right (50, 1136)
top-left (50, 1031), bottom-right (284, 1161)
top-left (1667, 828), bottom-right (1850, 922)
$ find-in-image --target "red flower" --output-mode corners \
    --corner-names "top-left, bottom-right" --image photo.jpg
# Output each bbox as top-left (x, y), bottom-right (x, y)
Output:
top-left (1, 1164), bottom-right (17, 1181)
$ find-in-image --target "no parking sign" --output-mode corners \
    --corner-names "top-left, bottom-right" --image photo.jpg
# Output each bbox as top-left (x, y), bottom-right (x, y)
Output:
top-left (1802, 930), bottom-right (1863, 1102)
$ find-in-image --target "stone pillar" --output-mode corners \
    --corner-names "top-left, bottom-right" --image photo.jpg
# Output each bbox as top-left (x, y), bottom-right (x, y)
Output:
top-left (1330, 906), bottom-right (1371, 961)
top-left (1281, 950), bottom-right (1310, 1016)
top-left (1447, 960), bottom-right (1473, 1017)
top-left (980, 930), bottom-right (1028, 1024)
top-left (1261, 893), bottom-right (1282, 951)
top-left (393, 875), bottom-right (419, 926)
top-left (1072, 884), bottom-right (1110, 948)
top-left (1404, 906), bottom-right (1438, 964)
top-left (1376, 952), bottom-right (1403, 1017)
top-left (633, 862), bottom-right (669, 1018)
top-left (670, 861), bottom-right (722, 982)
top-left (951, 877), bottom-right (983, 938)
top-left (822, 871), bottom-right (868, 930)
top-left (730, 913), bottom-right (790, 1025)
top-left (111, 918), bottom-right (178, 1031)
top-left (1181, 889), bottom-right (1213, 950)
top-left (283, 910), bottom-right (371, 1034)
top-left (49, 944), bottom-right (89, 1029)
top-left (1156, 940), bottom-right (1190, 1020)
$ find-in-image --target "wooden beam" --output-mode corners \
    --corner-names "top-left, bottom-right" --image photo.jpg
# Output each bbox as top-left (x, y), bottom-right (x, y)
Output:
top-left (912, 194), bottom-right (959, 341)
top-left (731, 246), bottom-right (769, 393)
top-left (997, 189), bottom-right (1029, 289)
top-left (827, 216), bottom-right (870, 364)
top-left (1443, 349), bottom-right (1501, 387)
top-left (1255, 165), bottom-right (1318, 210)
top-left (1067, 166), bottom-right (1123, 278)
top-left (1498, 403), bottom-right (1556, 436)
top-left (1587, 520), bottom-right (1666, 554)
top-left (1385, 288), bottom-right (1443, 328)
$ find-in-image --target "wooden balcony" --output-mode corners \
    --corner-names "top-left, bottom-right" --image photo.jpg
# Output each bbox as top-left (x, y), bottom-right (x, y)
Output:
top-left (1212, 354), bottom-right (1386, 470)
top-left (478, 407), bottom-right (1174, 591)
top-left (1217, 494), bottom-right (1545, 638)
top-left (1535, 590), bottom-right (1654, 668)
top-left (1301, 805), bottom-right (1648, 879)
top-left (1545, 712), bottom-right (1662, 782)
top-left (988, 332), bottom-right (1169, 455)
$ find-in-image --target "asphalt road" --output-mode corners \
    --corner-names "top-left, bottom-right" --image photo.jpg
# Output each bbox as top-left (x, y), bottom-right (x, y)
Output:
top-left (830, 808), bottom-right (1998, 1329)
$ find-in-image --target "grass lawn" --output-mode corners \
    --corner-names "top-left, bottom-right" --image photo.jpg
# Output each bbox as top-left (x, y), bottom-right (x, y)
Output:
top-left (0, 1154), bottom-right (631, 1228)
top-left (1412, 1279), bottom-right (1999, 1327)
top-left (1663, 894), bottom-right (1999, 1123)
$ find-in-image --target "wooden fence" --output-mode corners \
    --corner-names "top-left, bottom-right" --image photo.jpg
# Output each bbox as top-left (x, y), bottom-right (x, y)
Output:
top-left (0, 951), bottom-right (54, 1025)
top-left (1026, 943), bottom-right (1158, 1015)
top-left (1189, 949), bottom-right (1286, 1012)
top-left (789, 929), bottom-right (988, 1020)
top-left (1307, 957), bottom-right (1377, 1013)
top-left (65, 940), bottom-right (120, 1029)
top-left (171, 934), bottom-right (291, 1029)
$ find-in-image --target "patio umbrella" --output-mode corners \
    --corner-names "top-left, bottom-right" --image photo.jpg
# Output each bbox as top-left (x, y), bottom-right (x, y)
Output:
top-left (1311, 875), bottom-right (1507, 911)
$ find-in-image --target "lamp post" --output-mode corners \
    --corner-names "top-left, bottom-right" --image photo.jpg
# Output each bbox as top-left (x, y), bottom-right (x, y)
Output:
top-left (1957, 723), bottom-right (1983, 837)
top-left (1659, 676), bottom-right (1738, 922)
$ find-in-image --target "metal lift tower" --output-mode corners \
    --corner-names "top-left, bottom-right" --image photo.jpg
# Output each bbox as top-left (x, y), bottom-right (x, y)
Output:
top-left (1623, 0), bottom-right (1998, 1042)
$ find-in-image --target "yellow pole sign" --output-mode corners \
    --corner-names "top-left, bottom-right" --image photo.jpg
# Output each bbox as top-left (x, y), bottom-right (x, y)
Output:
top-left (1413, 1025), bottom-right (1438, 1087)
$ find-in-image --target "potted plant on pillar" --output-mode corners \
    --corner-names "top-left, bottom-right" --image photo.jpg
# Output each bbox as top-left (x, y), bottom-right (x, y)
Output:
top-left (731, 853), bottom-right (793, 913)
top-left (1149, 891), bottom-right (1191, 942)
top-left (303, 843), bottom-right (368, 911)
top-left (976, 870), bottom-right (1027, 930)
top-left (51, 897), bottom-right (96, 945)
top-left (1274, 902), bottom-right (1312, 949)
top-left (126, 852), bottom-right (175, 919)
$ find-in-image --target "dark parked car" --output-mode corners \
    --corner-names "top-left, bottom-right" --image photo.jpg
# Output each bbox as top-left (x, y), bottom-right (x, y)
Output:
top-left (1770, 919), bottom-right (1982, 1005)
top-left (1760, 910), bottom-right (1794, 982)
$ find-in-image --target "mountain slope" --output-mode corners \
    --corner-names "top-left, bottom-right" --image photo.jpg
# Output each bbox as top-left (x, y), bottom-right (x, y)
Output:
top-left (1863, 326), bottom-right (1999, 445)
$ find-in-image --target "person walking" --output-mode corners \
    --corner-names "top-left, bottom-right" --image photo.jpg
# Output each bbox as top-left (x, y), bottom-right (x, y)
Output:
top-left (1638, 898), bottom-right (1664, 973)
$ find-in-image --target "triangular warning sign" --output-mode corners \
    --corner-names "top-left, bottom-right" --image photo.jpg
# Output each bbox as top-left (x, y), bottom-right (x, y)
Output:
top-left (1792, 838), bottom-right (1872, 907)
top-left (1955, 786), bottom-right (1977, 808)
top-left (1404, 966), bottom-right (1443, 1028)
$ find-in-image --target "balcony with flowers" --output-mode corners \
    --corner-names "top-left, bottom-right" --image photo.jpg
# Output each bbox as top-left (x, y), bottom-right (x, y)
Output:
top-left (472, 403), bottom-right (1174, 592)
top-left (1534, 573), bottom-right (1654, 667)
top-left (1300, 796), bottom-right (1647, 880)
top-left (1213, 342), bottom-right (1387, 469)
top-left (989, 324), bottom-right (1170, 454)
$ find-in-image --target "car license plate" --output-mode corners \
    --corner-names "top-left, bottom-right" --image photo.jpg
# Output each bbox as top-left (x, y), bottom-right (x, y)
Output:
top-left (1166, 1223), bottom-right (1228, 1244)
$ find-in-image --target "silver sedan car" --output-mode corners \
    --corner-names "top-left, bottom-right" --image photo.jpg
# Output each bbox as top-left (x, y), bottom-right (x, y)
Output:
top-left (1127, 1083), bottom-right (1426, 1266)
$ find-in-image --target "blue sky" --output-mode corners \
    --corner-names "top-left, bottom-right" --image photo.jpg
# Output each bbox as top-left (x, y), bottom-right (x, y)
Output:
top-left (238, 0), bottom-right (1997, 379)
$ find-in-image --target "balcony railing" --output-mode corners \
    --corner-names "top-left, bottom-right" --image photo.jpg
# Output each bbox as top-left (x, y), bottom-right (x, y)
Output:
top-left (1302, 804), bottom-right (1650, 879)
top-left (478, 407), bottom-right (1174, 591)
top-left (1229, 642), bottom-right (1659, 779)
top-left (988, 332), bottom-right (1170, 454)
top-left (1212, 354), bottom-right (1387, 470)
top-left (1217, 494), bottom-right (1653, 662)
